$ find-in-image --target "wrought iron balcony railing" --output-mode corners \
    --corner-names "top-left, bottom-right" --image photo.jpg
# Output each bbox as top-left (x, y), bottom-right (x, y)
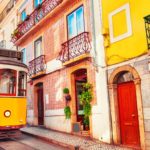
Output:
top-left (0, 49), bottom-right (22, 60)
top-left (11, 0), bottom-right (63, 43)
top-left (0, 40), bottom-right (6, 48)
top-left (57, 32), bottom-right (91, 63)
top-left (28, 55), bottom-right (46, 78)
top-left (0, 0), bottom-right (15, 23)
top-left (144, 15), bottom-right (150, 50)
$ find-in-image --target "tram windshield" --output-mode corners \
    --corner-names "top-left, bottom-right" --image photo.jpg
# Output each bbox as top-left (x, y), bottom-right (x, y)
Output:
top-left (0, 69), bottom-right (16, 95)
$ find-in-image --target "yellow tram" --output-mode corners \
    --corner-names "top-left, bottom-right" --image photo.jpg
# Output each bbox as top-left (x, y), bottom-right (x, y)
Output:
top-left (0, 48), bottom-right (27, 139)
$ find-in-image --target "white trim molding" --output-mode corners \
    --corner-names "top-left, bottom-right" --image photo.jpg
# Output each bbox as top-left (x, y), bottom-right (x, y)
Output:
top-left (108, 3), bottom-right (132, 43)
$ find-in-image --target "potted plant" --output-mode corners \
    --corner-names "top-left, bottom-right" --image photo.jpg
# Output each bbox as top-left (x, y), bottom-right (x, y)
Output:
top-left (79, 83), bottom-right (93, 130)
top-left (64, 106), bottom-right (71, 119)
top-left (63, 87), bottom-right (71, 101)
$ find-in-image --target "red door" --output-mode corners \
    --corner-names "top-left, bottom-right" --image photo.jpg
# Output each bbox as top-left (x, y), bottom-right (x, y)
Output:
top-left (117, 81), bottom-right (140, 147)
top-left (37, 88), bottom-right (44, 125)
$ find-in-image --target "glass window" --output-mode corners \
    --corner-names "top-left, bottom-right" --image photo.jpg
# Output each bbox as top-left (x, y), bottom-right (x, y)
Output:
top-left (34, 37), bottom-right (42, 58)
top-left (21, 48), bottom-right (26, 64)
top-left (18, 71), bottom-right (27, 96)
top-left (34, 0), bottom-right (42, 8)
top-left (21, 10), bottom-right (27, 21)
top-left (0, 69), bottom-right (16, 95)
top-left (67, 6), bottom-right (84, 39)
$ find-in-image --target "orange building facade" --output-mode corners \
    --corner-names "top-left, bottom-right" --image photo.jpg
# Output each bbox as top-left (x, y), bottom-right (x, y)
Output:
top-left (11, 0), bottom-right (108, 138)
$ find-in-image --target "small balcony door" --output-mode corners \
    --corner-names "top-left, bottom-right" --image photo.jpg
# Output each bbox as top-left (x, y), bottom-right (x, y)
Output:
top-left (34, 37), bottom-right (42, 58)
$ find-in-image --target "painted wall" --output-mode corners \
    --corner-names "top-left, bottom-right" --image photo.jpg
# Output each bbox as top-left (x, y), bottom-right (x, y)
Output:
top-left (101, 0), bottom-right (149, 65)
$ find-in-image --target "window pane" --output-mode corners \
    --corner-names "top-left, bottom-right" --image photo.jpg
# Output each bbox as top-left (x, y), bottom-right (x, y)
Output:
top-left (67, 13), bottom-right (77, 39)
top-left (35, 38), bottom-right (42, 58)
top-left (34, 0), bottom-right (38, 8)
top-left (22, 48), bottom-right (26, 64)
top-left (76, 7), bottom-right (84, 34)
top-left (34, 0), bottom-right (42, 8)
top-left (18, 71), bottom-right (27, 96)
top-left (21, 10), bottom-right (26, 21)
top-left (0, 69), bottom-right (16, 95)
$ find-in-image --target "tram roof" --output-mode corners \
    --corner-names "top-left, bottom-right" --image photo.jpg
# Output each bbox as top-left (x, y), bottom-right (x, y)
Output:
top-left (0, 48), bottom-right (27, 68)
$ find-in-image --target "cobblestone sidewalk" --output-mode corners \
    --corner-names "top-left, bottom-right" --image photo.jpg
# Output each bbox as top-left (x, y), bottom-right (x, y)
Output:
top-left (21, 127), bottom-right (133, 150)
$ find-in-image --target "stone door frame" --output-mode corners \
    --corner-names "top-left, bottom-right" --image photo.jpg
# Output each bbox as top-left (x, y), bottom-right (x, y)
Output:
top-left (108, 65), bottom-right (145, 149)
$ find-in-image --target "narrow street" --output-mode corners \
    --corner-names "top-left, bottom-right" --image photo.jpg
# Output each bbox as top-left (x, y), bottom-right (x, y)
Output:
top-left (0, 134), bottom-right (68, 150)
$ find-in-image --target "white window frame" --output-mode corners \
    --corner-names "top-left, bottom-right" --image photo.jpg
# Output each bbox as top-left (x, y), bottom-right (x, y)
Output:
top-left (108, 3), bottom-right (132, 43)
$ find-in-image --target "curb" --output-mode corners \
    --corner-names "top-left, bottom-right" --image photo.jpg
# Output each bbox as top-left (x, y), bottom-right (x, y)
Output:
top-left (21, 130), bottom-right (81, 150)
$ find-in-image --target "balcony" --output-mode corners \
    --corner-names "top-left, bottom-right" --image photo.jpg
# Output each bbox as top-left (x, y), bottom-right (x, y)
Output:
top-left (0, 49), bottom-right (21, 60)
top-left (144, 15), bottom-right (150, 50)
top-left (11, 0), bottom-right (63, 43)
top-left (0, 0), bottom-right (15, 23)
top-left (28, 55), bottom-right (46, 79)
top-left (57, 32), bottom-right (91, 65)
top-left (0, 40), bottom-right (6, 48)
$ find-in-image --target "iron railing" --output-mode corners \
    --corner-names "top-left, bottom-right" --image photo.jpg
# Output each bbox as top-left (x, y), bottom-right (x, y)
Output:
top-left (57, 32), bottom-right (91, 63)
top-left (28, 55), bottom-right (46, 77)
top-left (11, 0), bottom-right (63, 43)
top-left (0, 49), bottom-right (22, 59)
top-left (144, 15), bottom-right (150, 50)
top-left (0, 0), bottom-right (15, 23)
top-left (0, 40), bottom-right (6, 48)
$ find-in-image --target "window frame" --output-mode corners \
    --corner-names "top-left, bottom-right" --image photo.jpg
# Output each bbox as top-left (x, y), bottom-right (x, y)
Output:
top-left (0, 69), bottom-right (17, 96)
top-left (66, 5), bottom-right (85, 40)
top-left (34, 37), bottom-right (42, 58)
top-left (33, 0), bottom-right (42, 8)
top-left (21, 9), bottom-right (27, 22)
top-left (21, 48), bottom-right (26, 64)
top-left (18, 71), bottom-right (27, 96)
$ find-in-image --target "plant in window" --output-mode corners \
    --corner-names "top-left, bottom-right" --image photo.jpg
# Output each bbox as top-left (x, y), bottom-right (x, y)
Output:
top-left (79, 83), bottom-right (92, 130)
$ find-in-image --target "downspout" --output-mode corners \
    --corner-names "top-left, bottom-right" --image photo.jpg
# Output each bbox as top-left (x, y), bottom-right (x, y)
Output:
top-left (90, 0), bottom-right (113, 143)
top-left (90, 0), bottom-right (98, 67)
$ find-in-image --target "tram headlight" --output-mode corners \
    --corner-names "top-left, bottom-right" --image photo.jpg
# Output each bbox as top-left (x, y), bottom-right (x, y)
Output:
top-left (4, 110), bottom-right (11, 118)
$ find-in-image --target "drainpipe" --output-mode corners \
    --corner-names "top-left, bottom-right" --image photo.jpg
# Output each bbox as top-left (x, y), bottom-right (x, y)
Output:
top-left (89, 0), bottom-right (113, 143)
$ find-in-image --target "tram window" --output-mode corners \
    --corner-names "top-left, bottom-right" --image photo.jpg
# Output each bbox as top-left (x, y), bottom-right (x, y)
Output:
top-left (0, 69), bottom-right (16, 95)
top-left (18, 71), bottom-right (27, 96)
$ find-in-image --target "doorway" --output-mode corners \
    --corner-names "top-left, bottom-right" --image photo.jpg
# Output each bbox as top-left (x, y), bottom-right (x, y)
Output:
top-left (74, 69), bottom-right (87, 130)
top-left (117, 72), bottom-right (140, 147)
top-left (36, 83), bottom-right (44, 125)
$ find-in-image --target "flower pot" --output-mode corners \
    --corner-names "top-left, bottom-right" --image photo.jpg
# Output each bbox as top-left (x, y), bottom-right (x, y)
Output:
top-left (65, 94), bottom-right (71, 101)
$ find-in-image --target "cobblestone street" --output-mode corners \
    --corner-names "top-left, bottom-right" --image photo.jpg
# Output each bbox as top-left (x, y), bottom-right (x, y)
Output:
top-left (21, 127), bottom-right (134, 150)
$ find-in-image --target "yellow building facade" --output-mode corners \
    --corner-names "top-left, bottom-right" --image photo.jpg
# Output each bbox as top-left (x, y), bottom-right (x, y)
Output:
top-left (102, 0), bottom-right (149, 65)
top-left (101, 0), bottom-right (150, 149)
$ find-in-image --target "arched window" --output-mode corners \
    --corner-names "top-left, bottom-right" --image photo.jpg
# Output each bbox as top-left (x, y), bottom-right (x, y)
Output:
top-left (0, 69), bottom-right (16, 96)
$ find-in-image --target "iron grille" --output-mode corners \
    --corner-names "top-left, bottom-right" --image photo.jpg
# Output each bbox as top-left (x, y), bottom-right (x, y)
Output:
top-left (144, 15), bottom-right (150, 50)
top-left (11, 0), bottom-right (63, 43)
top-left (28, 55), bottom-right (46, 77)
top-left (57, 32), bottom-right (91, 63)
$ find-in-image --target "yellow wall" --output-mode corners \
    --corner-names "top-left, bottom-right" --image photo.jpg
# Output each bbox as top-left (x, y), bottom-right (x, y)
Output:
top-left (101, 0), bottom-right (149, 65)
